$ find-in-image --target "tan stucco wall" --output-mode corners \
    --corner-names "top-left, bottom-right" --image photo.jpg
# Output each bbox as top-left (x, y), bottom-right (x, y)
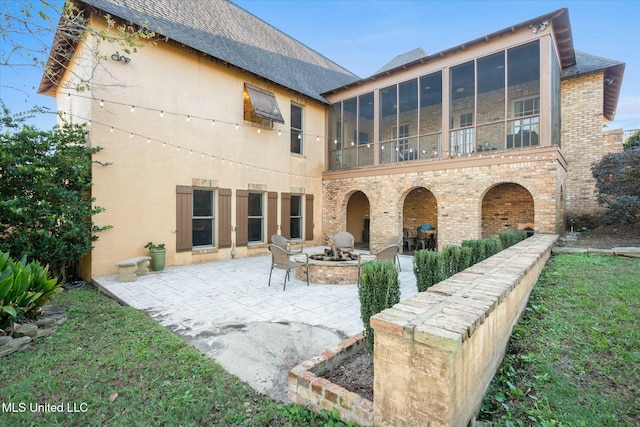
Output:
top-left (57, 17), bottom-right (325, 278)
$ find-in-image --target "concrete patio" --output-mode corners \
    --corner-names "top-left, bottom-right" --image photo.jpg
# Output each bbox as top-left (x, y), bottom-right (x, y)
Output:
top-left (93, 246), bottom-right (418, 401)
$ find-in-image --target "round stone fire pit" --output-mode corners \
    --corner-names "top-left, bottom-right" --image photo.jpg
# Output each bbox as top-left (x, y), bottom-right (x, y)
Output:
top-left (295, 249), bottom-right (359, 285)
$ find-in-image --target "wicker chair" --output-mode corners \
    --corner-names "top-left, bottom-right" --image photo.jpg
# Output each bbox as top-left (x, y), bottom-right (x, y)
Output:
top-left (270, 234), bottom-right (303, 253)
top-left (267, 244), bottom-right (308, 291)
top-left (357, 245), bottom-right (399, 284)
top-left (332, 231), bottom-right (355, 251)
top-left (383, 235), bottom-right (403, 271)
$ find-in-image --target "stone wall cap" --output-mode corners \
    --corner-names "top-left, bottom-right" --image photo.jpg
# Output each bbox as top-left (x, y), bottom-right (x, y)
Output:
top-left (414, 324), bottom-right (462, 351)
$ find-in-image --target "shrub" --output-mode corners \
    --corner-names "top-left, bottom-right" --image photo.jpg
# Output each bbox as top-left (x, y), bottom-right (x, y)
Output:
top-left (591, 147), bottom-right (640, 223)
top-left (413, 250), bottom-right (446, 292)
top-left (0, 251), bottom-right (62, 330)
top-left (462, 238), bottom-right (502, 265)
top-left (499, 230), bottom-right (527, 249)
top-left (441, 245), bottom-right (473, 278)
top-left (0, 108), bottom-right (110, 282)
top-left (358, 261), bottom-right (400, 353)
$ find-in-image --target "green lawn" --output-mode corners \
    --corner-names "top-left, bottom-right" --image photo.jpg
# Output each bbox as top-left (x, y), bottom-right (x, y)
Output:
top-left (479, 254), bottom-right (640, 427)
top-left (2, 254), bottom-right (638, 427)
top-left (0, 288), bottom-right (336, 427)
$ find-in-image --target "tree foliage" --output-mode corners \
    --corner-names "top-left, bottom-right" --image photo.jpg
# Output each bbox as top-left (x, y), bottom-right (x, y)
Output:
top-left (1, 0), bottom-right (156, 95)
top-left (591, 147), bottom-right (640, 223)
top-left (623, 130), bottom-right (640, 150)
top-left (0, 106), bottom-right (109, 281)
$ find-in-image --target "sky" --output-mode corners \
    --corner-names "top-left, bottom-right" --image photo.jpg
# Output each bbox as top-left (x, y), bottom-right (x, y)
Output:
top-left (1, 0), bottom-right (639, 132)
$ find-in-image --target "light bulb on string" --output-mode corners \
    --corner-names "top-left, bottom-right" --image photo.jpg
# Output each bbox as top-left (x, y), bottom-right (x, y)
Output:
top-left (159, 111), bottom-right (164, 117)
top-left (130, 105), bottom-right (135, 112)
top-left (99, 100), bottom-right (104, 107)
top-left (235, 123), bottom-right (239, 130)
top-left (186, 115), bottom-right (191, 122)
top-left (110, 127), bottom-right (114, 133)
top-left (211, 120), bottom-right (215, 126)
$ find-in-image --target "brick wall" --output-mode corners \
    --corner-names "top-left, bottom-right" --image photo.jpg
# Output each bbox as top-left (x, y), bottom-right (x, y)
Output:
top-left (323, 152), bottom-right (566, 251)
top-left (481, 183), bottom-right (535, 238)
top-left (370, 234), bottom-right (557, 426)
top-left (561, 71), bottom-right (623, 220)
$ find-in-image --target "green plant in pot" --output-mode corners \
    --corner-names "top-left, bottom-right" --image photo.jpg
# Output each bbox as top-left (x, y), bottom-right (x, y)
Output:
top-left (144, 242), bottom-right (166, 271)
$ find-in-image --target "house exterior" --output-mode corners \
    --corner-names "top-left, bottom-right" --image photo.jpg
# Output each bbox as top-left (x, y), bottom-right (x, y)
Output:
top-left (39, 0), bottom-right (624, 280)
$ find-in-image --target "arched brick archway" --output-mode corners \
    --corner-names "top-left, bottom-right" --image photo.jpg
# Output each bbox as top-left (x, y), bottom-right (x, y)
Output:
top-left (403, 187), bottom-right (438, 245)
top-left (346, 191), bottom-right (370, 248)
top-left (481, 183), bottom-right (534, 238)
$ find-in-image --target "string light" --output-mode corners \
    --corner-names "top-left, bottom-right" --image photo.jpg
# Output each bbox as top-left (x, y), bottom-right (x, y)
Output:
top-left (99, 100), bottom-right (104, 107)
top-left (160, 110), bottom-right (164, 117)
top-left (186, 115), bottom-right (191, 122)
top-left (130, 105), bottom-right (135, 112)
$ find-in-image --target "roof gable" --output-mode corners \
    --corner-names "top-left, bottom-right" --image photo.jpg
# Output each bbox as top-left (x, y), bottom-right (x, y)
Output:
top-left (375, 48), bottom-right (428, 75)
top-left (42, 0), bottom-right (359, 102)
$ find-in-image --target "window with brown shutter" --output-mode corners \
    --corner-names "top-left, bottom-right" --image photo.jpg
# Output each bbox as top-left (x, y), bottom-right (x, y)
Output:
top-left (176, 186), bottom-right (193, 251)
top-left (305, 194), bottom-right (314, 240)
top-left (268, 192), bottom-right (277, 239)
top-left (218, 188), bottom-right (232, 248)
top-left (236, 190), bottom-right (248, 246)
top-left (280, 193), bottom-right (290, 238)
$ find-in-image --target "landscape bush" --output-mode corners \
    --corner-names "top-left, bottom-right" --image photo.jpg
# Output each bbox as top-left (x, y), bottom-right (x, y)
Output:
top-left (461, 237), bottom-right (501, 265)
top-left (0, 251), bottom-right (62, 330)
top-left (499, 230), bottom-right (528, 249)
top-left (413, 250), bottom-right (446, 292)
top-left (441, 245), bottom-right (473, 277)
top-left (358, 260), bottom-right (400, 353)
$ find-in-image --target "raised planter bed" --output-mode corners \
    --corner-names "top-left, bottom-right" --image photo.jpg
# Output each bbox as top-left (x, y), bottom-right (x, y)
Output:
top-left (288, 333), bottom-right (374, 426)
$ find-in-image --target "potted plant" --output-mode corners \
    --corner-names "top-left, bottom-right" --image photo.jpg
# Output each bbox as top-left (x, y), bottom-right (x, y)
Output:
top-left (144, 242), bottom-right (166, 271)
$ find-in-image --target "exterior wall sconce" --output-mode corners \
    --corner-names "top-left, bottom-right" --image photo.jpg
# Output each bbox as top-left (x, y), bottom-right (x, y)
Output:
top-left (529, 21), bottom-right (549, 34)
top-left (111, 52), bottom-right (131, 63)
top-left (604, 78), bottom-right (615, 86)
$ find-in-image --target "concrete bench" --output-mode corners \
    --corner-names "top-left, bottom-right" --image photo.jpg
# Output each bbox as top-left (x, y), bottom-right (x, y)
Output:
top-left (115, 256), bottom-right (151, 282)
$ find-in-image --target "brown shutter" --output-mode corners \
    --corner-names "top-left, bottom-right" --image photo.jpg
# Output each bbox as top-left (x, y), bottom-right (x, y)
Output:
top-left (281, 193), bottom-right (291, 239)
top-left (305, 194), bottom-right (314, 240)
top-left (218, 188), bottom-right (232, 248)
top-left (268, 192), bottom-right (278, 241)
top-left (236, 190), bottom-right (248, 246)
top-left (176, 186), bottom-right (193, 252)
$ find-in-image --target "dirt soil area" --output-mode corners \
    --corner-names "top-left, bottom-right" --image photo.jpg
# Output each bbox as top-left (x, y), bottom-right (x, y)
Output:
top-left (323, 223), bottom-right (640, 400)
top-left (554, 222), bottom-right (640, 249)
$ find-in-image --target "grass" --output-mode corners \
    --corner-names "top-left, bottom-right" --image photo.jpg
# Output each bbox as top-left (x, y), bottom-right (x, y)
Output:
top-left (0, 287), bottom-right (348, 427)
top-left (479, 254), bottom-right (640, 427)
top-left (3, 254), bottom-right (638, 427)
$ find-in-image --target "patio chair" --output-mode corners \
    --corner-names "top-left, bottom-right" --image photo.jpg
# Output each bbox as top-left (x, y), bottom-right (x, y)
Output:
top-left (268, 244), bottom-right (309, 291)
top-left (271, 234), bottom-right (303, 253)
top-left (332, 231), bottom-right (355, 251)
top-left (357, 245), bottom-right (399, 284)
top-left (383, 235), bottom-right (403, 271)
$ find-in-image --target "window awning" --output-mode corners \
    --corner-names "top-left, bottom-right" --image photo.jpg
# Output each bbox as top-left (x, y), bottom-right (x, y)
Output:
top-left (244, 84), bottom-right (285, 124)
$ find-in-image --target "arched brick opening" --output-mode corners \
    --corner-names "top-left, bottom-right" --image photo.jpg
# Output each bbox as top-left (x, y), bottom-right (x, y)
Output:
top-left (403, 187), bottom-right (438, 244)
top-left (346, 191), bottom-right (370, 248)
top-left (481, 183), bottom-right (534, 238)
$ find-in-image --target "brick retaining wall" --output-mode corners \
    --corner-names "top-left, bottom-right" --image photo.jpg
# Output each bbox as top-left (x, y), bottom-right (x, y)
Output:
top-left (371, 233), bottom-right (557, 427)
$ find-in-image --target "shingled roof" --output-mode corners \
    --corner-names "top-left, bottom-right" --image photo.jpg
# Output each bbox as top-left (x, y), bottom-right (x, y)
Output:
top-left (562, 51), bottom-right (625, 121)
top-left (40, 0), bottom-right (359, 103)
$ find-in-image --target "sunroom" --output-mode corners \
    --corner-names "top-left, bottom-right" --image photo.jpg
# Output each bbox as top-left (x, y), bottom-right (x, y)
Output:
top-left (325, 11), bottom-right (568, 172)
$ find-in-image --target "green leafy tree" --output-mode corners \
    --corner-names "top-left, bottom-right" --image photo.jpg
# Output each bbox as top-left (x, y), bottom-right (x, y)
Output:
top-left (0, 106), bottom-right (109, 281)
top-left (591, 147), bottom-right (640, 223)
top-left (623, 130), bottom-right (639, 150)
top-left (1, 0), bottom-right (156, 95)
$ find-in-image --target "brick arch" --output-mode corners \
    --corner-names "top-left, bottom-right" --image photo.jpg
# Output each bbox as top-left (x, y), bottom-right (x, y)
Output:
top-left (345, 190), bottom-right (371, 246)
top-left (402, 187), bottom-right (439, 236)
top-left (481, 183), bottom-right (534, 238)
